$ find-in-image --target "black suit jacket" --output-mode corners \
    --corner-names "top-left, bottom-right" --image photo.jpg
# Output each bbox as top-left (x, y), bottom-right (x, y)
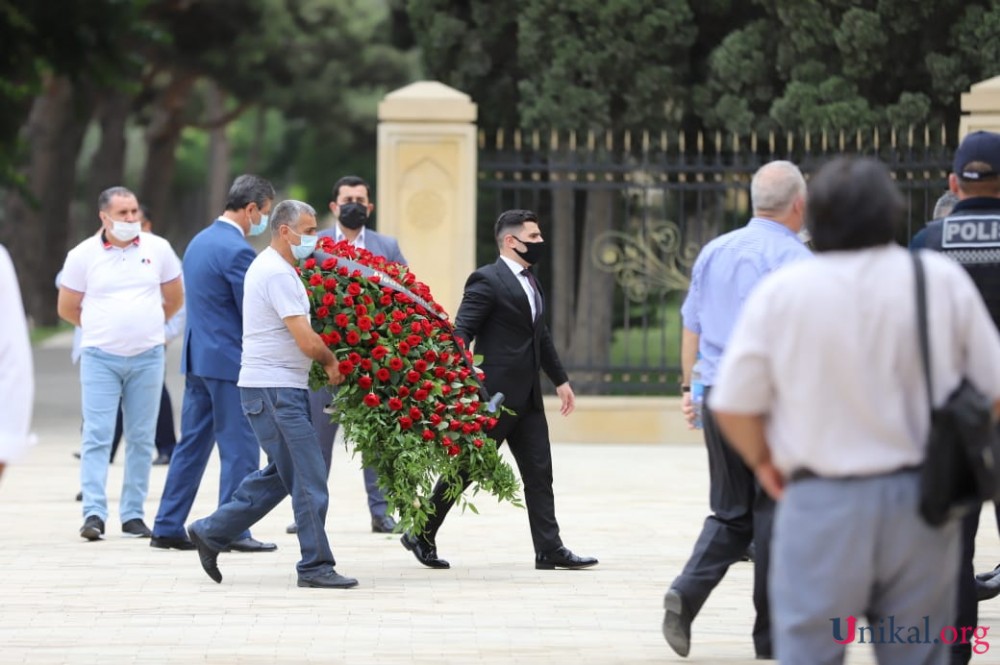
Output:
top-left (453, 258), bottom-right (569, 411)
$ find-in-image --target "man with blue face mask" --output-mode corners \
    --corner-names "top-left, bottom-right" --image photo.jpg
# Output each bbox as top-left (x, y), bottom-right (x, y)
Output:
top-left (188, 200), bottom-right (357, 589)
top-left (150, 175), bottom-right (279, 553)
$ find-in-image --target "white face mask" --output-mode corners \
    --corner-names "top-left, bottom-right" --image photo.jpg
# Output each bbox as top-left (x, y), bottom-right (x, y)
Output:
top-left (110, 220), bottom-right (141, 242)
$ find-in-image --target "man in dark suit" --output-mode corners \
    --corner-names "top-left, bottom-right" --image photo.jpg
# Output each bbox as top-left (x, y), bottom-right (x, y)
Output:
top-left (400, 209), bottom-right (598, 570)
top-left (287, 175), bottom-right (404, 536)
top-left (150, 175), bottom-right (277, 553)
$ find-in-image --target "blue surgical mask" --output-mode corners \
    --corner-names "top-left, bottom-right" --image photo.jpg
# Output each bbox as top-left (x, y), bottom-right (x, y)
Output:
top-left (249, 213), bottom-right (268, 237)
top-left (288, 228), bottom-right (318, 260)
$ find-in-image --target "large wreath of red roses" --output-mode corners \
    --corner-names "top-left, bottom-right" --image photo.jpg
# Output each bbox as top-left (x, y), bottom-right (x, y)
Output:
top-left (299, 236), bottom-right (521, 534)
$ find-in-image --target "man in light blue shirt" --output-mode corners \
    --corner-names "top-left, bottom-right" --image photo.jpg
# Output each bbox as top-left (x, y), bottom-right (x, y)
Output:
top-left (662, 161), bottom-right (812, 660)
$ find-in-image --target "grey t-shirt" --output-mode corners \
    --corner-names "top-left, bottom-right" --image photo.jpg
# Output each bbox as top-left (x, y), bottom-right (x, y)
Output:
top-left (238, 247), bottom-right (312, 389)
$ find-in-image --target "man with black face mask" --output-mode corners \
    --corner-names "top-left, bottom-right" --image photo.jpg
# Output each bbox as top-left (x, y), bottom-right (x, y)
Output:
top-left (286, 175), bottom-right (406, 537)
top-left (400, 208), bottom-right (598, 571)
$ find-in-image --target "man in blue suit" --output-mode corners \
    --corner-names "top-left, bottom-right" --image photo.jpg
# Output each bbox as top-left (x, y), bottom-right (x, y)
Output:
top-left (287, 175), bottom-right (405, 535)
top-left (151, 175), bottom-right (278, 552)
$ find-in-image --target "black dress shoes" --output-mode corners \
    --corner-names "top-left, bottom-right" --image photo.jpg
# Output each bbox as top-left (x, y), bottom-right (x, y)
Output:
top-left (188, 526), bottom-right (222, 584)
top-left (534, 546), bottom-right (598, 570)
top-left (976, 565), bottom-right (1000, 601)
top-left (150, 535), bottom-right (196, 550)
top-left (223, 537), bottom-right (278, 553)
top-left (297, 569), bottom-right (359, 589)
top-left (401, 533), bottom-right (450, 569)
top-left (371, 515), bottom-right (398, 533)
top-left (662, 587), bottom-right (692, 657)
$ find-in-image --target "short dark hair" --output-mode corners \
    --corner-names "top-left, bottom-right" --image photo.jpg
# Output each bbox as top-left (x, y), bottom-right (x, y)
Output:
top-left (330, 175), bottom-right (371, 202)
top-left (806, 157), bottom-right (903, 253)
top-left (494, 209), bottom-right (539, 248)
top-left (224, 174), bottom-right (275, 212)
top-left (140, 204), bottom-right (153, 222)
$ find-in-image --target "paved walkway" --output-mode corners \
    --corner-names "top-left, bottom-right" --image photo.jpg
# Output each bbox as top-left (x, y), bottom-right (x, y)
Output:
top-left (1, 338), bottom-right (998, 664)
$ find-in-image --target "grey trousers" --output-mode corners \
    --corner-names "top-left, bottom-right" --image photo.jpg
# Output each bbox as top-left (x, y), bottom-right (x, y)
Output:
top-left (771, 471), bottom-right (959, 665)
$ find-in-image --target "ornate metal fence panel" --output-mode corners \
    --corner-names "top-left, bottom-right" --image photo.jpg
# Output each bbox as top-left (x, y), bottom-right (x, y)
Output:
top-left (477, 127), bottom-right (954, 395)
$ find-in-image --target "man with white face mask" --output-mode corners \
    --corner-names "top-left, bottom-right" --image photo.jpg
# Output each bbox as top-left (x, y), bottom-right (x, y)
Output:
top-left (58, 186), bottom-right (183, 541)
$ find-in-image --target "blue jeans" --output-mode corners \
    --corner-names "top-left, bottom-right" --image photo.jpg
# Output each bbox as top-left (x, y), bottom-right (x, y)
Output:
top-left (80, 346), bottom-right (165, 522)
top-left (190, 387), bottom-right (336, 575)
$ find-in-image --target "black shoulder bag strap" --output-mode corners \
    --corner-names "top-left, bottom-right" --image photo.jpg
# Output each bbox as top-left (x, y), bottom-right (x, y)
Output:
top-left (912, 251), bottom-right (934, 412)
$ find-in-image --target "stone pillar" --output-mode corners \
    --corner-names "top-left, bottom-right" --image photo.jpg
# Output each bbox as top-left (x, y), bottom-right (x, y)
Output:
top-left (960, 75), bottom-right (1000, 138)
top-left (376, 81), bottom-right (478, 320)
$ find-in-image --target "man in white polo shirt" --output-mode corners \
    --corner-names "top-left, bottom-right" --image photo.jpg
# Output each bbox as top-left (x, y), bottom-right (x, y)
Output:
top-left (58, 186), bottom-right (183, 541)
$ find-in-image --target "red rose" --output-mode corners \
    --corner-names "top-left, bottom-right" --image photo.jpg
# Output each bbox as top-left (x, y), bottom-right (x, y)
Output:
top-left (413, 389), bottom-right (428, 401)
top-left (446, 371), bottom-right (457, 382)
top-left (468, 401), bottom-right (480, 412)
top-left (322, 292), bottom-right (336, 306)
top-left (369, 331), bottom-right (380, 342)
top-left (399, 416), bottom-right (413, 430)
top-left (486, 417), bottom-right (498, 429)
top-left (376, 368), bottom-right (391, 382)
top-left (389, 357), bottom-right (404, 371)
top-left (410, 322), bottom-right (421, 334)
top-left (439, 352), bottom-right (451, 363)
top-left (441, 385), bottom-right (452, 395)
top-left (372, 345), bottom-right (388, 360)
top-left (374, 312), bottom-right (386, 326)
top-left (321, 258), bottom-right (337, 271)
top-left (360, 358), bottom-right (372, 371)
top-left (355, 305), bottom-right (368, 317)
top-left (462, 423), bottom-right (475, 435)
top-left (448, 420), bottom-right (461, 431)
top-left (473, 438), bottom-right (484, 449)
top-left (388, 322), bottom-right (404, 335)
top-left (422, 429), bottom-right (435, 441)
top-left (409, 406), bottom-right (422, 420)
top-left (406, 370), bottom-right (420, 383)
top-left (423, 350), bottom-right (437, 362)
top-left (398, 342), bottom-right (410, 355)
top-left (328, 330), bottom-right (342, 345)
top-left (358, 375), bottom-right (372, 390)
top-left (304, 258), bottom-right (316, 269)
top-left (434, 402), bottom-right (447, 414)
top-left (346, 331), bottom-right (361, 345)
top-left (448, 445), bottom-right (460, 457)
top-left (471, 422), bottom-right (482, 432)
top-left (414, 359), bottom-right (428, 372)
top-left (348, 352), bottom-right (362, 364)
top-left (398, 385), bottom-right (410, 397)
top-left (343, 296), bottom-right (354, 307)
top-left (391, 310), bottom-right (406, 322)
top-left (347, 282), bottom-right (362, 296)
top-left (358, 316), bottom-right (372, 331)
top-left (434, 366), bottom-right (447, 378)
top-left (429, 413), bottom-right (442, 426)
top-left (324, 278), bottom-right (337, 290)
top-left (407, 334), bottom-right (422, 346)
top-left (453, 404), bottom-right (465, 415)
top-left (379, 295), bottom-right (392, 306)
top-left (363, 295), bottom-right (373, 305)
top-left (338, 267), bottom-right (349, 276)
top-left (338, 360), bottom-right (354, 375)
top-left (363, 393), bottom-right (381, 408)
top-left (403, 273), bottom-right (416, 285)
top-left (441, 436), bottom-right (453, 447)
top-left (334, 313), bottom-right (350, 328)
top-left (368, 274), bottom-right (381, 284)
top-left (421, 380), bottom-right (434, 391)
top-left (316, 306), bottom-right (329, 319)
top-left (388, 397), bottom-right (404, 411)
top-left (309, 273), bottom-right (323, 286)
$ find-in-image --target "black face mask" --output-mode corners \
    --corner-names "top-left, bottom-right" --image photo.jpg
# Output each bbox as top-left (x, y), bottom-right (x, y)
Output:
top-left (512, 236), bottom-right (546, 265)
top-left (338, 202), bottom-right (368, 230)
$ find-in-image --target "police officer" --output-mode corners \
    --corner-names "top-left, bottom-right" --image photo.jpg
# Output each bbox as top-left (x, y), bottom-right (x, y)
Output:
top-left (911, 130), bottom-right (1000, 665)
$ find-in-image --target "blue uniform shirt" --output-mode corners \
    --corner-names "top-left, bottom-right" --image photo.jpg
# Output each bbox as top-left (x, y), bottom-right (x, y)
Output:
top-left (681, 217), bottom-right (812, 385)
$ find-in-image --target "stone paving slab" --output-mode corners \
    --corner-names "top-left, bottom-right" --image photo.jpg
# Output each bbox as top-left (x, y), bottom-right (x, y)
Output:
top-left (1, 341), bottom-right (997, 664)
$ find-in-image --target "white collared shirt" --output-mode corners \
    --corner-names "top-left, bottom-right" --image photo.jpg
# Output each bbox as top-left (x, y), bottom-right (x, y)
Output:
top-left (499, 254), bottom-right (537, 320)
top-left (335, 225), bottom-right (366, 250)
top-left (217, 217), bottom-right (244, 236)
top-left (0, 245), bottom-right (34, 462)
top-left (710, 244), bottom-right (1000, 478)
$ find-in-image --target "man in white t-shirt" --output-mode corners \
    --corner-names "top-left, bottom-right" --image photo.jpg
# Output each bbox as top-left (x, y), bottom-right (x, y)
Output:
top-left (57, 186), bottom-right (183, 541)
top-left (710, 157), bottom-right (1000, 664)
top-left (188, 200), bottom-right (357, 589)
top-left (0, 244), bottom-right (34, 480)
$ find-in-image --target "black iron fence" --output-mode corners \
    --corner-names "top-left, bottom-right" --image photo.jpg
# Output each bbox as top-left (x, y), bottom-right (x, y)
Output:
top-left (477, 126), bottom-right (956, 395)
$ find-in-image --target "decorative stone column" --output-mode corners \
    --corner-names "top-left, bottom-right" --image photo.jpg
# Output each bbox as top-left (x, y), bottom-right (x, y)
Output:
top-left (376, 81), bottom-right (478, 320)
top-left (960, 75), bottom-right (1000, 138)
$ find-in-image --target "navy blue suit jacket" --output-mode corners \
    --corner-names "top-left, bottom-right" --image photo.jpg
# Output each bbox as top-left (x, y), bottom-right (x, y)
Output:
top-left (181, 220), bottom-right (255, 382)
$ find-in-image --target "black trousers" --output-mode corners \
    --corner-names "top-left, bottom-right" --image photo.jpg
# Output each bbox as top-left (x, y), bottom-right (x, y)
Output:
top-left (421, 402), bottom-right (562, 554)
top-left (110, 384), bottom-right (176, 462)
top-left (671, 387), bottom-right (773, 658)
top-left (951, 509), bottom-right (979, 665)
